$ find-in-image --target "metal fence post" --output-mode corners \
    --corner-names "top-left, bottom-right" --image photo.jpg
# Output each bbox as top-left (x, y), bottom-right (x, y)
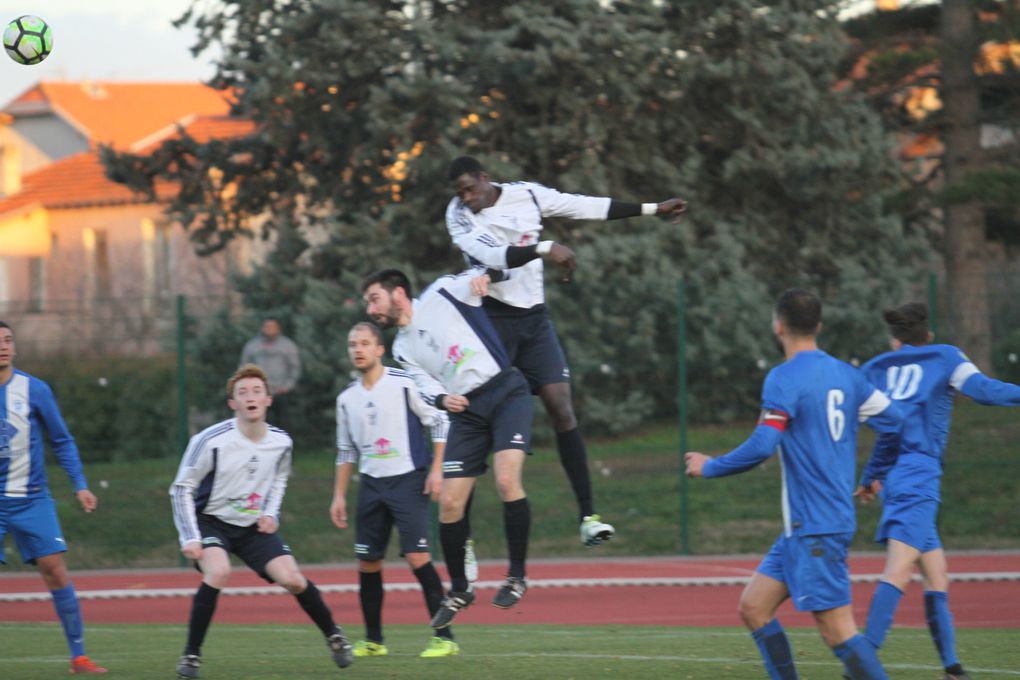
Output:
top-left (176, 294), bottom-right (188, 456)
top-left (677, 280), bottom-right (690, 555)
top-left (928, 272), bottom-right (939, 341)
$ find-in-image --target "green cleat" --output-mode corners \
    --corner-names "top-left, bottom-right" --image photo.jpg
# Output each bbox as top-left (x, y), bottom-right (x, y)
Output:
top-left (420, 637), bottom-right (460, 658)
top-left (352, 640), bottom-right (389, 657)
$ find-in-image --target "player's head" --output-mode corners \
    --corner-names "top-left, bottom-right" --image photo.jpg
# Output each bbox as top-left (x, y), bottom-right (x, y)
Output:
top-left (0, 320), bottom-right (14, 370)
top-left (448, 155), bottom-right (496, 213)
top-left (226, 363), bottom-right (272, 422)
top-left (361, 269), bottom-right (412, 328)
top-left (261, 318), bottom-right (282, 339)
top-left (883, 302), bottom-right (931, 348)
top-left (348, 321), bottom-right (385, 373)
top-left (773, 288), bottom-right (822, 338)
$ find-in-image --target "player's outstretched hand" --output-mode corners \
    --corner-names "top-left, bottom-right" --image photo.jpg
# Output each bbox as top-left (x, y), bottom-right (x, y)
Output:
top-left (443, 394), bottom-right (469, 413)
top-left (76, 489), bottom-right (98, 513)
top-left (257, 515), bottom-right (279, 534)
top-left (853, 480), bottom-right (881, 504)
top-left (330, 497), bottom-right (348, 529)
top-left (547, 243), bottom-right (577, 282)
top-left (684, 451), bottom-right (711, 477)
top-left (182, 542), bottom-right (203, 561)
top-left (424, 468), bottom-right (443, 501)
top-left (657, 198), bottom-right (688, 223)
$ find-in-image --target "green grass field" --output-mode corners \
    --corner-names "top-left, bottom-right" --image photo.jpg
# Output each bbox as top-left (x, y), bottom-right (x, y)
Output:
top-left (8, 399), bottom-right (1019, 571)
top-left (2, 622), bottom-right (1018, 679)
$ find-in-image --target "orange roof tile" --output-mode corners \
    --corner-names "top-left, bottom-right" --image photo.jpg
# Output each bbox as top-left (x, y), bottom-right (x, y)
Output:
top-left (132, 114), bottom-right (257, 152)
top-left (3, 81), bottom-right (235, 149)
top-left (0, 152), bottom-right (176, 219)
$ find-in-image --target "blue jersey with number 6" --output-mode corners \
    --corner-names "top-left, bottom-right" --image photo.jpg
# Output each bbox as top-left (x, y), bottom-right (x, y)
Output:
top-left (704, 350), bottom-right (906, 537)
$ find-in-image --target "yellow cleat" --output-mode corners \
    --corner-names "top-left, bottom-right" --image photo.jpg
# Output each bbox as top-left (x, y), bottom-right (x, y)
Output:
top-left (420, 636), bottom-right (460, 658)
top-left (352, 640), bottom-right (388, 657)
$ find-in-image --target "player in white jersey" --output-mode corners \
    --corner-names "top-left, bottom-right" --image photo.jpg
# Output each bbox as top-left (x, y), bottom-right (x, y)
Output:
top-left (445, 155), bottom-right (687, 546)
top-left (170, 364), bottom-right (353, 679)
top-left (0, 321), bottom-right (107, 675)
top-left (331, 321), bottom-right (459, 658)
top-left (361, 267), bottom-right (535, 629)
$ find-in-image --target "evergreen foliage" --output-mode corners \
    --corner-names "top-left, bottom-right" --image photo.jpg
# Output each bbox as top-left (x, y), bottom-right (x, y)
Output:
top-left (103, 0), bottom-right (921, 433)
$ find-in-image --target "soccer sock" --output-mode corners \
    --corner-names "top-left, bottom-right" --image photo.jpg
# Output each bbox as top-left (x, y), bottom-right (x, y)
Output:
top-left (556, 428), bottom-right (595, 519)
top-left (750, 619), bottom-right (798, 680)
top-left (439, 516), bottom-right (471, 592)
top-left (503, 497), bottom-right (530, 579)
top-left (358, 571), bottom-right (384, 644)
top-left (294, 580), bottom-right (338, 637)
top-left (864, 581), bottom-right (904, 648)
top-left (185, 582), bottom-right (220, 656)
top-left (924, 590), bottom-right (960, 670)
top-left (833, 634), bottom-right (889, 680)
top-left (50, 584), bottom-right (85, 658)
top-left (414, 562), bottom-right (453, 641)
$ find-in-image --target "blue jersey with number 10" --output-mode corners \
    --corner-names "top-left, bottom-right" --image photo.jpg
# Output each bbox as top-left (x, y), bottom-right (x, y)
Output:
top-left (704, 350), bottom-right (905, 537)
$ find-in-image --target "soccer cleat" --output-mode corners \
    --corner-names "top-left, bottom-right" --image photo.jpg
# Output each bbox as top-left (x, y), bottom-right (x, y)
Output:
top-left (175, 654), bottom-right (201, 679)
top-left (352, 640), bottom-right (389, 657)
top-left (420, 636), bottom-right (460, 658)
top-left (492, 576), bottom-right (528, 609)
top-left (69, 656), bottom-right (108, 674)
top-left (327, 629), bottom-right (354, 669)
top-left (464, 538), bottom-right (479, 583)
top-left (430, 589), bottom-right (476, 629)
top-left (945, 672), bottom-right (972, 680)
top-left (580, 514), bottom-right (615, 546)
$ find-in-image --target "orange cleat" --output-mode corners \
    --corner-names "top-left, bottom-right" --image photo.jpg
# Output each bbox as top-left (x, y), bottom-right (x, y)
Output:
top-left (69, 656), bottom-right (108, 674)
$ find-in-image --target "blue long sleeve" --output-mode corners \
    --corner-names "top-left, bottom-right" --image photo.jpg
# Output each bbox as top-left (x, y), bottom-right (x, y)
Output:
top-left (703, 425), bottom-right (782, 478)
top-left (961, 373), bottom-right (1020, 406)
top-left (860, 431), bottom-right (900, 486)
top-left (35, 383), bottom-right (88, 492)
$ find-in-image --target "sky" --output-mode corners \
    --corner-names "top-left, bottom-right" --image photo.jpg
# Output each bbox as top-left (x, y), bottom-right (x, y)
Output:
top-left (0, 0), bottom-right (218, 108)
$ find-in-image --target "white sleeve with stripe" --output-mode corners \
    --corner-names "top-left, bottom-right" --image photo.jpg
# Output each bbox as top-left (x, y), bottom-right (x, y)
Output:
top-left (169, 434), bottom-right (213, 548)
top-left (261, 447), bottom-right (291, 521)
top-left (529, 183), bottom-right (612, 220)
top-left (446, 199), bottom-right (511, 269)
top-left (335, 394), bottom-right (359, 466)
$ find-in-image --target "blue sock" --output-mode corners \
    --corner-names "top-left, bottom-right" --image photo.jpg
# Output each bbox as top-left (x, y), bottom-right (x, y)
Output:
top-left (864, 581), bottom-right (904, 648)
top-left (50, 584), bottom-right (85, 658)
top-left (750, 619), bottom-right (798, 680)
top-left (924, 590), bottom-right (960, 669)
top-left (833, 634), bottom-right (888, 680)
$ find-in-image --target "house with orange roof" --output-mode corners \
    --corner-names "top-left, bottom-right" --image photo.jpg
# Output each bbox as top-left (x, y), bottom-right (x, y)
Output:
top-left (0, 81), bottom-right (257, 354)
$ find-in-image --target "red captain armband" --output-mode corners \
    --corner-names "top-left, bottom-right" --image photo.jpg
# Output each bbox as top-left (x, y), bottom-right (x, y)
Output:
top-left (758, 409), bottom-right (789, 432)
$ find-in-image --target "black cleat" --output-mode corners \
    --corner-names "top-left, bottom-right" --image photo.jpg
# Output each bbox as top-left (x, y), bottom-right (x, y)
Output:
top-left (492, 576), bottom-right (528, 609)
top-left (327, 629), bottom-right (354, 669)
top-left (176, 654), bottom-right (201, 679)
top-left (430, 590), bottom-right (476, 629)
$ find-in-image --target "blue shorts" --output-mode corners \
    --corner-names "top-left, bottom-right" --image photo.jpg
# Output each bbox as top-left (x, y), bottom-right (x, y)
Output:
top-left (485, 302), bottom-right (570, 392)
top-left (355, 469), bottom-right (431, 561)
top-left (196, 514), bottom-right (292, 583)
top-left (444, 367), bottom-right (533, 478)
top-left (756, 532), bottom-right (852, 612)
top-left (0, 495), bottom-right (67, 565)
top-left (876, 496), bottom-right (942, 553)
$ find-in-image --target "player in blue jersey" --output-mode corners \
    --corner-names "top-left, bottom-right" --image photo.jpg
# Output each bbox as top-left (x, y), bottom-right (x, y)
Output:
top-left (331, 321), bottom-right (458, 658)
top-left (855, 302), bottom-right (1020, 680)
top-left (684, 290), bottom-right (907, 680)
top-left (0, 320), bottom-right (108, 674)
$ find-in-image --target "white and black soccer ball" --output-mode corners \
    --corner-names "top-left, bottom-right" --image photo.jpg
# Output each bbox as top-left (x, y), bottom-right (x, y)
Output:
top-left (3, 15), bottom-right (53, 65)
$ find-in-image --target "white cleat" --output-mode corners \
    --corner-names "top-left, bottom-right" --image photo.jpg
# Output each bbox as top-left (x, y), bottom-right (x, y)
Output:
top-left (580, 514), bottom-right (615, 546)
top-left (464, 538), bottom-right (479, 583)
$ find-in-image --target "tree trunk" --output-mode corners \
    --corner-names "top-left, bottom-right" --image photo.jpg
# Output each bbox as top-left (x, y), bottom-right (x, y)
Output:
top-left (940, 0), bottom-right (991, 370)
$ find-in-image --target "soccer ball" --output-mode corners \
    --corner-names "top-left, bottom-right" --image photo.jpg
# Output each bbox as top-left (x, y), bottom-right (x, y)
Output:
top-left (3, 15), bottom-right (53, 65)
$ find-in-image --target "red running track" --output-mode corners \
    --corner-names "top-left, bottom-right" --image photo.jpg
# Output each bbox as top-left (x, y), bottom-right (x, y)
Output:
top-left (2, 553), bottom-right (1018, 628)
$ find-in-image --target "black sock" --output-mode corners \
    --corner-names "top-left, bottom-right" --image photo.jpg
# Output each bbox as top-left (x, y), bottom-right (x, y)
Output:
top-left (294, 580), bottom-right (338, 637)
top-left (556, 428), bottom-right (595, 519)
top-left (440, 517), bottom-right (471, 592)
top-left (503, 498), bottom-right (530, 578)
top-left (414, 562), bottom-right (453, 640)
top-left (358, 571), bottom-right (384, 644)
top-left (185, 583), bottom-right (220, 656)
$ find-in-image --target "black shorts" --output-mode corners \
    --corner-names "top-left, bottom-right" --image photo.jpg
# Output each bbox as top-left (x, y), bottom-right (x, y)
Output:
top-left (196, 514), bottom-right (292, 583)
top-left (484, 302), bottom-right (569, 393)
top-left (444, 367), bottom-right (533, 478)
top-left (355, 469), bottom-right (431, 561)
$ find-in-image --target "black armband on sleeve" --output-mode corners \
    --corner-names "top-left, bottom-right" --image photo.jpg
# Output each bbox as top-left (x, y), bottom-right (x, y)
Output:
top-left (486, 268), bottom-right (509, 283)
top-left (435, 394), bottom-right (448, 410)
top-left (607, 200), bottom-right (642, 220)
top-left (505, 244), bottom-right (540, 268)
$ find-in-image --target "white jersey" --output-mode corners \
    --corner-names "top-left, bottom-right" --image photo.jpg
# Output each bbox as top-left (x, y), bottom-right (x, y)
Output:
top-left (393, 269), bottom-right (511, 403)
top-left (446, 181), bottom-right (611, 309)
top-left (335, 367), bottom-right (449, 478)
top-left (169, 418), bottom-right (292, 547)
